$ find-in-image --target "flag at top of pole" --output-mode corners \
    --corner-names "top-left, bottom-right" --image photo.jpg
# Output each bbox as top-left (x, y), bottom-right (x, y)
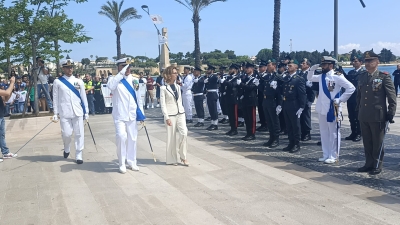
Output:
top-left (150, 15), bottom-right (163, 24)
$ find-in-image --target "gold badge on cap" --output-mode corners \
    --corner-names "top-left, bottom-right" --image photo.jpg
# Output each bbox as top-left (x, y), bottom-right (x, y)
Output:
top-left (126, 58), bottom-right (132, 64)
top-left (66, 60), bottom-right (72, 66)
top-left (321, 57), bottom-right (325, 62)
top-left (304, 58), bottom-right (308, 62)
top-left (365, 52), bottom-right (370, 58)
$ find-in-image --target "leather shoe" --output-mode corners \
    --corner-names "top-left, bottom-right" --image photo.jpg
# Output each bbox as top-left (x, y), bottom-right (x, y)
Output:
top-left (282, 144), bottom-right (294, 152)
top-left (238, 122), bottom-right (244, 127)
top-left (317, 141), bottom-right (321, 146)
top-left (222, 119), bottom-right (229, 124)
top-left (225, 130), bottom-right (233, 135)
top-left (279, 130), bottom-right (287, 135)
top-left (301, 134), bottom-right (311, 141)
top-left (369, 168), bottom-right (382, 175)
top-left (218, 118), bottom-right (227, 123)
top-left (256, 126), bottom-right (268, 132)
top-left (263, 139), bottom-right (274, 147)
top-left (345, 133), bottom-right (355, 140)
top-left (194, 122), bottom-right (204, 127)
top-left (241, 135), bottom-right (250, 140)
top-left (289, 144), bottom-right (300, 153)
top-left (243, 135), bottom-right (255, 141)
top-left (76, 160), bottom-right (83, 164)
top-left (206, 125), bottom-right (218, 131)
top-left (205, 117), bottom-right (211, 121)
top-left (229, 130), bottom-right (238, 136)
top-left (357, 166), bottom-right (372, 172)
top-left (63, 151), bottom-right (70, 159)
top-left (352, 135), bottom-right (361, 142)
top-left (186, 119), bottom-right (193, 124)
top-left (268, 140), bottom-right (279, 148)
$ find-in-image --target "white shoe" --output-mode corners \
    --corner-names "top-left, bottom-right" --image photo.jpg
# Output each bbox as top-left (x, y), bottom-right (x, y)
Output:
top-left (0, 159), bottom-right (3, 162)
top-left (3, 153), bottom-right (17, 159)
top-left (151, 105), bottom-right (154, 109)
top-left (119, 166), bottom-right (127, 174)
top-left (128, 164), bottom-right (139, 171)
top-left (324, 159), bottom-right (336, 164)
top-left (147, 104), bottom-right (149, 108)
top-left (318, 157), bottom-right (327, 162)
top-left (156, 104), bottom-right (160, 107)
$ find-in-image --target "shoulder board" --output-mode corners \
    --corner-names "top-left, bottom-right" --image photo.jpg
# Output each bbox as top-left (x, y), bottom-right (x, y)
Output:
top-left (380, 71), bottom-right (389, 75)
top-left (293, 75), bottom-right (297, 78)
top-left (334, 71), bottom-right (342, 76)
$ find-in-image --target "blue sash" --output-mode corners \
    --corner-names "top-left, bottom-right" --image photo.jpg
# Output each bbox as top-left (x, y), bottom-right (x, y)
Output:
top-left (321, 73), bottom-right (340, 122)
top-left (120, 79), bottom-right (146, 121)
top-left (58, 77), bottom-right (86, 115)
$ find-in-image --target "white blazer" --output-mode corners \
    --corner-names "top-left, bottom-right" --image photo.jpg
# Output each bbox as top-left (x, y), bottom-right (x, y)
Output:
top-left (53, 75), bottom-right (89, 119)
top-left (160, 84), bottom-right (185, 121)
top-left (307, 69), bottom-right (355, 115)
top-left (108, 73), bottom-right (144, 122)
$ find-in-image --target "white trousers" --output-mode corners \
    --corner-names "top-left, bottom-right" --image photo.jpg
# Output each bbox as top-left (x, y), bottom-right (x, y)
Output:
top-left (114, 120), bottom-right (138, 169)
top-left (165, 114), bottom-right (188, 164)
top-left (318, 113), bottom-right (341, 160)
top-left (60, 116), bottom-right (84, 160)
top-left (182, 93), bottom-right (192, 120)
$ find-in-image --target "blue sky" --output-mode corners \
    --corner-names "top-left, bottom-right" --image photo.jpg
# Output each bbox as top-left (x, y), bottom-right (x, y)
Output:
top-left (9, 0), bottom-right (400, 60)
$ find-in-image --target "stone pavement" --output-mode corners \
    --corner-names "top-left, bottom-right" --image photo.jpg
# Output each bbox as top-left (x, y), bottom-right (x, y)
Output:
top-left (0, 107), bottom-right (400, 224)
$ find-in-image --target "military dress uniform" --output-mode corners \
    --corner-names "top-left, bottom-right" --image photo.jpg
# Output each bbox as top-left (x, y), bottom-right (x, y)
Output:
top-left (281, 69), bottom-right (306, 153)
top-left (298, 65), bottom-right (315, 141)
top-left (204, 65), bottom-right (219, 131)
top-left (256, 62), bottom-right (268, 132)
top-left (181, 72), bottom-right (194, 123)
top-left (357, 50), bottom-right (397, 175)
top-left (192, 67), bottom-right (205, 127)
top-left (218, 67), bottom-right (229, 124)
top-left (344, 57), bottom-right (365, 141)
top-left (277, 64), bottom-right (287, 134)
top-left (94, 79), bottom-right (104, 114)
top-left (224, 64), bottom-right (241, 136)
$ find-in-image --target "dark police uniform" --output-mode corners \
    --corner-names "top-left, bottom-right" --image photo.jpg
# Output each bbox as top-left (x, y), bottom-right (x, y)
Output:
top-left (357, 50), bottom-right (397, 175)
top-left (298, 69), bottom-right (315, 141)
top-left (218, 67), bottom-right (229, 124)
top-left (240, 63), bottom-right (259, 140)
top-left (224, 64), bottom-right (241, 135)
top-left (262, 70), bottom-right (282, 148)
top-left (192, 68), bottom-right (205, 127)
top-left (256, 64), bottom-right (268, 132)
top-left (392, 68), bottom-right (400, 96)
top-left (205, 65), bottom-right (219, 130)
top-left (281, 71), bottom-right (306, 153)
top-left (344, 58), bottom-right (365, 141)
top-left (94, 79), bottom-right (104, 114)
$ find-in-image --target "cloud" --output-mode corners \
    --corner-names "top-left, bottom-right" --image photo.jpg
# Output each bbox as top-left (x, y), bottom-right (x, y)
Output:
top-left (339, 43), bottom-right (361, 53)
top-left (371, 42), bottom-right (400, 55)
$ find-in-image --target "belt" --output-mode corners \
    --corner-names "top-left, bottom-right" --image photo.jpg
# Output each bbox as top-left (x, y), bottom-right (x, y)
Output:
top-left (207, 89), bottom-right (218, 92)
top-left (193, 93), bottom-right (203, 96)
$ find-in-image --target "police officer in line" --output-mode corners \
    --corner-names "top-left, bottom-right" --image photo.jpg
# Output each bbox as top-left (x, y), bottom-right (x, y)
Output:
top-left (281, 60), bottom-right (306, 153)
top-left (261, 59), bottom-right (282, 148)
top-left (256, 61), bottom-right (268, 132)
top-left (93, 76), bottom-right (104, 114)
top-left (298, 58), bottom-right (315, 141)
top-left (344, 55), bottom-right (365, 142)
top-left (223, 63), bottom-right (241, 136)
top-left (239, 62), bottom-right (259, 141)
top-left (218, 66), bottom-right (229, 124)
top-left (204, 65), bottom-right (219, 131)
top-left (392, 64), bottom-right (400, 96)
top-left (357, 50), bottom-right (397, 175)
top-left (192, 67), bottom-right (206, 127)
top-left (84, 74), bottom-right (95, 116)
top-left (277, 63), bottom-right (287, 135)
top-left (235, 62), bottom-right (247, 127)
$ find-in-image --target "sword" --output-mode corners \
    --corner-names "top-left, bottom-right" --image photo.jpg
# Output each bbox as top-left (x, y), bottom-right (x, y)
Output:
top-left (334, 105), bottom-right (341, 164)
top-left (141, 121), bottom-right (156, 162)
top-left (86, 121), bottom-right (98, 151)
top-left (15, 121), bottom-right (53, 154)
top-left (376, 121), bottom-right (390, 169)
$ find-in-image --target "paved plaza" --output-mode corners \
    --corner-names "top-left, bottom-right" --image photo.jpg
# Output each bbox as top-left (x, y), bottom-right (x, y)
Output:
top-left (1, 102), bottom-right (400, 224)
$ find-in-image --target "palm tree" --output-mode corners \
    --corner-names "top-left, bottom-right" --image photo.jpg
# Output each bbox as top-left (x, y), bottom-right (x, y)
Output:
top-left (272, 0), bottom-right (281, 60)
top-left (99, 0), bottom-right (141, 59)
top-left (174, 0), bottom-right (226, 67)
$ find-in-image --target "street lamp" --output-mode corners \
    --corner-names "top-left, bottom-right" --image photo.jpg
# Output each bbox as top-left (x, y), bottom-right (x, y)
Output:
top-left (141, 5), bottom-right (162, 73)
top-left (333, 0), bottom-right (366, 60)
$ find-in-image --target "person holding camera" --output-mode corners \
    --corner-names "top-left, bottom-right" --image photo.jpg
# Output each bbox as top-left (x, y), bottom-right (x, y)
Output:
top-left (35, 57), bottom-right (53, 112)
top-left (0, 76), bottom-right (18, 161)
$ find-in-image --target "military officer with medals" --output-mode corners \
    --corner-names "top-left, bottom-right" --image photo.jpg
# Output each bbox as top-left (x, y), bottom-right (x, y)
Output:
top-left (281, 60), bottom-right (306, 153)
top-left (276, 63), bottom-right (287, 135)
top-left (256, 61), bottom-right (268, 132)
top-left (224, 64), bottom-right (241, 136)
top-left (344, 55), bottom-right (365, 142)
top-left (218, 66), bottom-right (229, 124)
top-left (236, 62), bottom-right (247, 127)
top-left (357, 50), bottom-right (397, 175)
top-left (239, 62), bottom-right (259, 141)
top-left (307, 56), bottom-right (355, 164)
top-left (261, 59), bottom-right (282, 148)
top-left (52, 59), bottom-right (89, 164)
top-left (298, 58), bottom-right (315, 141)
top-left (192, 67), bottom-right (206, 127)
top-left (204, 65), bottom-right (219, 131)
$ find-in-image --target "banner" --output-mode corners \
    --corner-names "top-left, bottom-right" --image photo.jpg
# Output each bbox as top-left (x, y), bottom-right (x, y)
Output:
top-left (138, 83), bottom-right (146, 107)
top-left (101, 84), bottom-right (113, 107)
top-left (150, 15), bottom-right (163, 24)
top-left (158, 35), bottom-right (168, 45)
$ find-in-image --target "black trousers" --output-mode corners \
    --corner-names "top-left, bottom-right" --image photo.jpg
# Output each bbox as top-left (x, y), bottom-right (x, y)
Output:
top-left (194, 98), bottom-right (204, 119)
top-left (360, 121), bottom-right (386, 169)
top-left (243, 106), bottom-right (256, 135)
top-left (220, 96), bottom-right (228, 116)
top-left (226, 103), bottom-right (238, 130)
top-left (283, 107), bottom-right (301, 144)
top-left (207, 92), bottom-right (218, 121)
top-left (94, 93), bottom-right (104, 113)
top-left (394, 79), bottom-right (400, 96)
top-left (279, 110), bottom-right (286, 132)
top-left (300, 104), bottom-right (312, 136)
top-left (257, 96), bottom-right (266, 126)
top-left (263, 100), bottom-right (280, 139)
top-left (347, 101), bottom-right (361, 135)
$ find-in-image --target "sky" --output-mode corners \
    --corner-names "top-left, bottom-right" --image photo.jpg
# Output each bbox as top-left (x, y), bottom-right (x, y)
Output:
top-left (7, 0), bottom-right (400, 60)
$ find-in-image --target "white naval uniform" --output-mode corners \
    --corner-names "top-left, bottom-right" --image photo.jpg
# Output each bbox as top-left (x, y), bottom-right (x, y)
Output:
top-left (108, 73), bottom-right (144, 170)
top-left (53, 75), bottom-right (88, 160)
top-left (181, 74), bottom-right (193, 120)
top-left (307, 69), bottom-right (355, 161)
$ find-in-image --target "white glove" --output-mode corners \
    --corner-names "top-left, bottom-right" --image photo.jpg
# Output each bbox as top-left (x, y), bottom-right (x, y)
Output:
top-left (193, 78), bottom-right (199, 83)
top-left (84, 114), bottom-right (89, 121)
top-left (240, 95), bottom-right (244, 100)
top-left (220, 78), bottom-right (226, 83)
top-left (276, 105), bottom-right (282, 115)
top-left (119, 64), bottom-right (130, 76)
top-left (270, 81), bottom-right (277, 89)
top-left (306, 81), bottom-right (313, 87)
top-left (204, 78), bottom-right (208, 83)
top-left (296, 108), bottom-right (304, 118)
top-left (309, 64), bottom-right (319, 72)
top-left (51, 115), bottom-right (59, 123)
top-left (223, 92), bottom-right (226, 95)
top-left (333, 98), bottom-right (341, 106)
top-left (253, 78), bottom-right (260, 86)
top-left (307, 101), bottom-right (312, 107)
top-left (152, 81), bottom-right (156, 85)
top-left (237, 79), bottom-right (242, 85)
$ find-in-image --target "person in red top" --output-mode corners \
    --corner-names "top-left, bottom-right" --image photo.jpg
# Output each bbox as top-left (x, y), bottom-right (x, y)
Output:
top-left (146, 74), bottom-right (155, 108)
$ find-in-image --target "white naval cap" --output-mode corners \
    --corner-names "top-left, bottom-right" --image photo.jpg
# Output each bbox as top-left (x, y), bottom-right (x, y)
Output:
top-left (116, 57), bottom-right (133, 66)
top-left (60, 59), bottom-right (74, 67)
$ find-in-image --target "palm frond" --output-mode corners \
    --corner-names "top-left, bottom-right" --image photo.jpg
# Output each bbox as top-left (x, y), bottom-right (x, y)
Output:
top-left (120, 7), bottom-right (141, 25)
top-left (174, 0), bottom-right (193, 12)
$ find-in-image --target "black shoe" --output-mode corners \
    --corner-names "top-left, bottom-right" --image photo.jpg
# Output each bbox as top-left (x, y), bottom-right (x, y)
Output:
top-left (238, 122), bottom-right (244, 127)
top-left (257, 121), bottom-right (262, 124)
top-left (289, 144), bottom-right (300, 153)
top-left (222, 119), bottom-right (229, 124)
top-left (187, 119), bottom-right (193, 124)
top-left (218, 113), bottom-right (222, 115)
top-left (369, 168), bottom-right (382, 175)
top-left (193, 114), bottom-right (198, 118)
top-left (63, 151), bottom-right (70, 159)
top-left (269, 140), bottom-right (280, 148)
top-left (225, 130), bottom-right (233, 135)
top-left (352, 135), bottom-right (361, 142)
top-left (256, 126), bottom-right (268, 132)
top-left (194, 122), bottom-right (204, 127)
top-left (282, 144), bottom-right (294, 152)
top-left (317, 141), bottom-right (322, 146)
top-left (229, 130), bottom-right (238, 136)
top-left (279, 130), bottom-right (287, 135)
top-left (243, 135), bottom-right (255, 141)
top-left (263, 139), bottom-right (274, 147)
top-left (205, 117), bottom-right (211, 121)
top-left (49, 108), bottom-right (54, 113)
top-left (76, 160), bottom-right (83, 164)
top-left (206, 125), bottom-right (218, 131)
top-left (241, 135), bottom-right (250, 140)
top-left (301, 134), bottom-right (311, 141)
top-left (357, 166), bottom-right (373, 173)
top-left (219, 118), bottom-right (227, 123)
top-left (345, 133), bottom-right (356, 140)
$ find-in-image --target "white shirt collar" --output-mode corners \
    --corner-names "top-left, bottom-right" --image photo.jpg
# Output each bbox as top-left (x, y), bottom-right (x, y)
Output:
top-left (289, 72), bottom-right (297, 77)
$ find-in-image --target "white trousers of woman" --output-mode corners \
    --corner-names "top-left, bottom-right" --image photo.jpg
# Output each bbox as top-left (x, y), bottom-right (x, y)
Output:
top-left (114, 120), bottom-right (138, 169)
top-left (165, 114), bottom-right (188, 164)
top-left (318, 113), bottom-right (341, 160)
top-left (60, 116), bottom-right (84, 160)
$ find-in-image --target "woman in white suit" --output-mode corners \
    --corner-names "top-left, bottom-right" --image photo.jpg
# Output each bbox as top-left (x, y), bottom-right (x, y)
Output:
top-left (160, 66), bottom-right (189, 166)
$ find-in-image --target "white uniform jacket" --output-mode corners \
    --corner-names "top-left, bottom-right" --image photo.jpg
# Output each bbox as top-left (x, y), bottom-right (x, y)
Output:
top-left (53, 75), bottom-right (88, 119)
top-left (307, 69), bottom-right (355, 115)
top-left (181, 74), bottom-right (193, 95)
top-left (160, 84), bottom-right (185, 121)
top-left (108, 73), bottom-right (144, 121)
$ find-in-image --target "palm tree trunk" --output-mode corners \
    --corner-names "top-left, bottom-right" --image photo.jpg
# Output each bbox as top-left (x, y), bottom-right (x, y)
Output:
top-left (54, 39), bottom-right (61, 75)
top-left (116, 26), bottom-right (122, 60)
top-left (192, 13), bottom-right (201, 68)
top-left (272, 0), bottom-right (281, 60)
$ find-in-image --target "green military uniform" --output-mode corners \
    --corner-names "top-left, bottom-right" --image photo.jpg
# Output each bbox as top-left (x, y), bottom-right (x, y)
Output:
top-left (357, 50), bottom-right (397, 174)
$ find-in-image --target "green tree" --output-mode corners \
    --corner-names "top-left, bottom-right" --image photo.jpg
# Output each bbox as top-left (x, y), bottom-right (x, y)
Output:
top-left (256, 49), bottom-right (273, 62)
top-left (99, 0), bottom-right (142, 59)
top-left (380, 48), bottom-right (396, 63)
top-left (272, 0), bottom-right (281, 59)
top-left (174, 0), bottom-right (227, 68)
